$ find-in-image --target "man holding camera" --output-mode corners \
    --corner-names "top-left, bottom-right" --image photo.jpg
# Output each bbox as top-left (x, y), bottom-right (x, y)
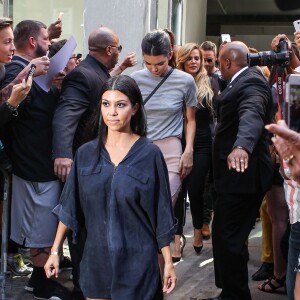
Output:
top-left (208, 41), bottom-right (273, 300)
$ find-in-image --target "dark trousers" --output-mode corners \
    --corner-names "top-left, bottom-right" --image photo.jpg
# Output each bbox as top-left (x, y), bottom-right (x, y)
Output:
top-left (212, 192), bottom-right (263, 300)
top-left (188, 151), bottom-right (211, 229)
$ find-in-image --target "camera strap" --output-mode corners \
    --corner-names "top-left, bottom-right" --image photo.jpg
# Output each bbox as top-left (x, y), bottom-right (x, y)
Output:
top-left (275, 66), bottom-right (285, 119)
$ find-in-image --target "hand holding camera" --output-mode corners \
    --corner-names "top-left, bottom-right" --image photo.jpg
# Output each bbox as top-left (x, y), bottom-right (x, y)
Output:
top-left (248, 37), bottom-right (291, 68)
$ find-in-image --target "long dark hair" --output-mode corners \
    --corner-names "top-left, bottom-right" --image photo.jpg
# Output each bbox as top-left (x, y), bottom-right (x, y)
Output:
top-left (141, 29), bottom-right (172, 57)
top-left (86, 75), bottom-right (147, 150)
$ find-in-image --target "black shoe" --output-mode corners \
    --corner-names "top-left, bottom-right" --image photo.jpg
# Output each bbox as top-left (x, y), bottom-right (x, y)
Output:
top-left (172, 234), bottom-right (186, 263)
top-left (251, 262), bottom-right (274, 281)
top-left (172, 256), bottom-right (181, 263)
top-left (193, 244), bottom-right (203, 254)
top-left (33, 279), bottom-right (71, 300)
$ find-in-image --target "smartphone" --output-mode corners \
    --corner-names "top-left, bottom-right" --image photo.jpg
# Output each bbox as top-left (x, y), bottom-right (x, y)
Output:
top-left (25, 64), bottom-right (36, 82)
top-left (293, 19), bottom-right (300, 31)
top-left (221, 34), bottom-right (231, 43)
top-left (284, 74), bottom-right (300, 131)
top-left (58, 12), bottom-right (64, 21)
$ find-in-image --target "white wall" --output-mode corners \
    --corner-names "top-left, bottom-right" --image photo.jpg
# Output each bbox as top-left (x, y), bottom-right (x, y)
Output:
top-left (83, 0), bottom-right (158, 73)
top-left (182, 0), bottom-right (207, 44)
top-left (12, 0), bottom-right (84, 53)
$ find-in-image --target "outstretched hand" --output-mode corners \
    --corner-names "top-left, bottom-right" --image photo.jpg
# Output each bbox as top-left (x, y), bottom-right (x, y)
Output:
top-left (48, 19), bottom-right (62, 40)
top-left (120, 52), bottom-right (137, 69)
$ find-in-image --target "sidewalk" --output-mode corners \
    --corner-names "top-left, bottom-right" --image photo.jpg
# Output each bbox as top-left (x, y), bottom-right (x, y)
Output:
top-left (0, 208), bottom-right (288, 300)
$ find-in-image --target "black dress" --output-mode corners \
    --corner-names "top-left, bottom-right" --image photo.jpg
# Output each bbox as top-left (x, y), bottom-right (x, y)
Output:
top-left (53, 137), bottom-right (176, 299)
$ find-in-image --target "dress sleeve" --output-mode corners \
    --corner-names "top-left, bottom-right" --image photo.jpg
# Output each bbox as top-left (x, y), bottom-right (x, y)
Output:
top-left (154, 149), bottom-right (177, 250)
top-left (52, 154), bottom-right (85, 243)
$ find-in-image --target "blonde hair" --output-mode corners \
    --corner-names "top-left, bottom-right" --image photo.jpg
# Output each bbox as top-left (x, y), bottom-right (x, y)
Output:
top-left (176, 43), bottom-right (214, 110)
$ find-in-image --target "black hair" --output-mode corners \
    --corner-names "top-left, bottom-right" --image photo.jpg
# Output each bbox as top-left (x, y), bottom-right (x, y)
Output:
top-left (141, 29), bottom-right (171, 57)
top-left (13, 20), bottom-right (47, 50)
top-left (49, 39), bottom-right (67, 57)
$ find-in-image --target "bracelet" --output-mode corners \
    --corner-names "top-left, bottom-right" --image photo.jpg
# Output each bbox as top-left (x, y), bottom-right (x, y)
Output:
top-left (118, 64), bottom-right (124, 71)
top-left (5, 101), bottom-right (19, 117)
top-left (50, 251), bottom-right (59, 256)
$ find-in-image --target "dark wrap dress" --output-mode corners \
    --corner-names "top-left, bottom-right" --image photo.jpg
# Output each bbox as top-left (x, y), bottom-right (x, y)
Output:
top-left (53, 137), bottom-right (176, 299)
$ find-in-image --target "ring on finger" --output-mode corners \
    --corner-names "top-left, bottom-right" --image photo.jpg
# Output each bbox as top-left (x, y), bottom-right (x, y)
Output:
top-left (284, 154), bottom-right (295, 163)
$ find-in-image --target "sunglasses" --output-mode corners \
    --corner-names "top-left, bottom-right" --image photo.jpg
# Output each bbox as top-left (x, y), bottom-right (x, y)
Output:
top-left (204, 58), bottom-right (214, 63)
top-left (109, 45), bottom-right (122, 53)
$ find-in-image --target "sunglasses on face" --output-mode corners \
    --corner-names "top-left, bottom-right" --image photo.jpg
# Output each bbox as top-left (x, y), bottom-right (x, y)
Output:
top-left (108, 44), bottom-right (122, 53)
top-left (204, 58), bottom-right (214, 63)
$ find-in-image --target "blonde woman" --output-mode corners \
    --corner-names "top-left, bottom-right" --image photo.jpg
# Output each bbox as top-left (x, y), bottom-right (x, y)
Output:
top-left (173, 43), bottom-right (214, 259)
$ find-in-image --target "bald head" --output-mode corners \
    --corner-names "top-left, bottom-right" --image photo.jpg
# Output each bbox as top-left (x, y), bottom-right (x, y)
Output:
top-left (88, 26), bottom-right (120, 70)
top-left (88, 26), bottom-right (117, 51)
top-left (218, 41), bottom-right (249, 81)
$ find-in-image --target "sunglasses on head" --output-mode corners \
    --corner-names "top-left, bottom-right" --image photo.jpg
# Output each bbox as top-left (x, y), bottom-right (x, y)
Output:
top-left (204, 58), bottom-right (214, 63)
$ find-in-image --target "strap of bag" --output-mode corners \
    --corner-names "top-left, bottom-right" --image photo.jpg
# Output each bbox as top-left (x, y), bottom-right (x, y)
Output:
top-left (143, 67), bottom-right (174, 105)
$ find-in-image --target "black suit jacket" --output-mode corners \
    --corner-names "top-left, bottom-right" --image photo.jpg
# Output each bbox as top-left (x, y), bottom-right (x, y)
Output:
top-left (213, 67), bottom-right (273, 194)
top-left (53, 54), bottom-right (110, 159)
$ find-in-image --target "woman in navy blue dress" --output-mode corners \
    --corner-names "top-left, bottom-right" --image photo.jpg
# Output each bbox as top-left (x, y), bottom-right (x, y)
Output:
top-left (44, 75), bottom-right (177, 300)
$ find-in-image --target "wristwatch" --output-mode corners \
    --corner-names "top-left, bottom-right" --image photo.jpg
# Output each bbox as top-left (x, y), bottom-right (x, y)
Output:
top-left (5, 101), bottom-right (19, 117)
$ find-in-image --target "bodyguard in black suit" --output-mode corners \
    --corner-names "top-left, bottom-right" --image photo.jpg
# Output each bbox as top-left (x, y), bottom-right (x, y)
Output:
top-left (53, 27), bottom-right (121, 181)
top-left (211, 42), bottom-right (273, 300)
top-left (52, 27), bottom-right (121, 299)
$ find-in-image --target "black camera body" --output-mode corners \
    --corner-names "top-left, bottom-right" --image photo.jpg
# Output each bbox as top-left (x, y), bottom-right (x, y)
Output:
top-left (247, 40), bottom-right (291, 67)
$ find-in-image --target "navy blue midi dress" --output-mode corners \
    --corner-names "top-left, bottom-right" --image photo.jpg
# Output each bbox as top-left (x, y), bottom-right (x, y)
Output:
top-left (53, 137), bottom-right (176, 299)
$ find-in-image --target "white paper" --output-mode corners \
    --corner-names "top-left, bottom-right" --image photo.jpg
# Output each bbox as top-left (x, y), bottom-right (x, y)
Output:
top-left (34, 35), bottom-right (77, 92)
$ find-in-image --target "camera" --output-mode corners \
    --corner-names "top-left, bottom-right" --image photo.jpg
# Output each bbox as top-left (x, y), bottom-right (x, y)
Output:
top-left (247, 40), bottom-right (291, 67)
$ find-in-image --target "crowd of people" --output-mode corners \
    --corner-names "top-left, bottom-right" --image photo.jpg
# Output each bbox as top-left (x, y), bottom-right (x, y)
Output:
top-left (0, 12), bottom-right (300, 300)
